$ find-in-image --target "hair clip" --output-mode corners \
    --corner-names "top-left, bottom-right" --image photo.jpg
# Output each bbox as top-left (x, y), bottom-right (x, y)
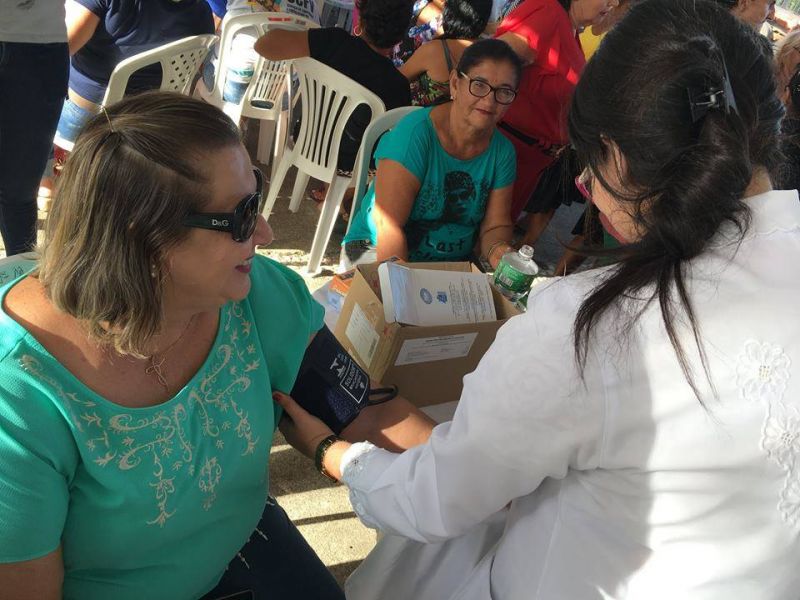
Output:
top-left (100, 105), bottom-right (115, 132)
top-left (687, 56), bottom-right (739, 123)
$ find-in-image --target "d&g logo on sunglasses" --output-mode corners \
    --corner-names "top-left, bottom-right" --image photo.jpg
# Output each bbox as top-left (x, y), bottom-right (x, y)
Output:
top-left (212, 219), bottom-right (230, 227)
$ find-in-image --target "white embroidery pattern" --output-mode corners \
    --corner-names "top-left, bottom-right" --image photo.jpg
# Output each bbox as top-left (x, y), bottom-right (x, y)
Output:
top-left (735, 341), bottom-right (791, 403)
top-left (340, 442), bottom-right (382, 530)
top-left (20, 301), bottom-right (263, 528)
top-left (736, 340), bottom-right (798, 525)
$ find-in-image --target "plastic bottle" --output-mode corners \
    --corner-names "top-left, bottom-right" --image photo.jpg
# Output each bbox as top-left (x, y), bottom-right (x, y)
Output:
top-left (222, 33), bottom-right (258, 103)
top-left (492, 245), bottom-right (539, 302)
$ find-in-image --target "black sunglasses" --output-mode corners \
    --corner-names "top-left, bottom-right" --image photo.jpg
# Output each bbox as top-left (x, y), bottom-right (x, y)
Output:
top-left (183, 168), bottom-right (265, 242)
top-left (457, 71), bottom-right (517, 105)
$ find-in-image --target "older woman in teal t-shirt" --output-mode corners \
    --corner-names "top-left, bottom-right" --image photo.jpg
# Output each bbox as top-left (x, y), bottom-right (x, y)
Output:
top-left (342, 39), bottom-right (521, 269)
top-left (0, 92), bottom-right (433, 600)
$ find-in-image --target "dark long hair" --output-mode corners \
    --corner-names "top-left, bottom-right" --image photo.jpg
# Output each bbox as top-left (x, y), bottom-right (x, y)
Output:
top-left (442, 0), bottom-right (492, 39)
top-left (568, 0), bottom-right (783, 401)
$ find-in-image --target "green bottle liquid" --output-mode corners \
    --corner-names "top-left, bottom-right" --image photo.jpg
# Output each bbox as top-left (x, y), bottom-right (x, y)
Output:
top-left (493, 245), bottom-right (539, 302)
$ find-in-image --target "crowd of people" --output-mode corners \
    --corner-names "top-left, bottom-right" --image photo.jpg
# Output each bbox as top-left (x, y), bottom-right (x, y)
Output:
top-left (1, 0), bottom-right (799, 598)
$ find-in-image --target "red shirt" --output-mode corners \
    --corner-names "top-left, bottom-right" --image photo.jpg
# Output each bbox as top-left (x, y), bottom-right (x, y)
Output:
top-left (496, 0), bottom-right (585, 147)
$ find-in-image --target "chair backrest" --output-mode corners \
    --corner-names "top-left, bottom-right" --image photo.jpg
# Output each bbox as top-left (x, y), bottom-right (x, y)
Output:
top-left (101, 34), bottom-right (218, 107)
top-left (345, 106), bottom-right (421, 234)
top-left (0, 253), bottom-right (37, 286)
top-left (290, 57), bottom-right (386, 182)
top-left (212, 12), bottom-right (317, 120)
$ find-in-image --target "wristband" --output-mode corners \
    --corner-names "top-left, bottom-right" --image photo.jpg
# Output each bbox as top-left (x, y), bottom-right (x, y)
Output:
top-left (314, 434), bottom-right (341, 482)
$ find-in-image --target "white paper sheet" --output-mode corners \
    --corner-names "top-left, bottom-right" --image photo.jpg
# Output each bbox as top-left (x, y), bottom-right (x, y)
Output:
top-left (379, 263), bottom-right (497, 326)
top-left (345, 303), bottom-right (380, 368)
top-left (394, 333), bottom-right (479, 366)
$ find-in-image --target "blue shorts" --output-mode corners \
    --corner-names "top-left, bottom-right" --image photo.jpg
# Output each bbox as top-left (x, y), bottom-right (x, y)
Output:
top-left (54, 97), bottom-right (94, 147)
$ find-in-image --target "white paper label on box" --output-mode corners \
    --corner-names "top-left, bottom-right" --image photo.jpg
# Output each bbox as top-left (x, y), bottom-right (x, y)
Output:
top-left (345, 303), bottom-right (380, 369)
top-left (394, 333), bottom-right (479, 366)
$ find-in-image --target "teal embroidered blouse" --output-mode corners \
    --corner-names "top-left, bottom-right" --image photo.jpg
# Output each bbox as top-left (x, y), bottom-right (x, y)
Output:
top-left (0, 255), bottom-right (323, 599)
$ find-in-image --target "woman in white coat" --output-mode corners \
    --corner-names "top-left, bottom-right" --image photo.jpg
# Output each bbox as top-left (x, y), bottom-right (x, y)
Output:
top-left (276, 0), bottom-right (800, 597)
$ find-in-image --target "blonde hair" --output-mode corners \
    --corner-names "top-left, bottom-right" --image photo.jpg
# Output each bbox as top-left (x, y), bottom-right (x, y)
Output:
top-left (775, 29), bottom-right (800, 93)
top-left (38, 91), bottom-right (241, 357)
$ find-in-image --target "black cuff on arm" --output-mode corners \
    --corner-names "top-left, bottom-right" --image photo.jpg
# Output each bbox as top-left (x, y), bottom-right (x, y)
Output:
top-left (289, 326), bottom-right (396, 434)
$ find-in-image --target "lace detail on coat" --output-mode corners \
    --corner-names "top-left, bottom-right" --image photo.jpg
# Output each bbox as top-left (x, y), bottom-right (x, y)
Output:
top-left (340, 442), bottom-right (382, 529)
top-left (736, 340), bottom-right (799, 525)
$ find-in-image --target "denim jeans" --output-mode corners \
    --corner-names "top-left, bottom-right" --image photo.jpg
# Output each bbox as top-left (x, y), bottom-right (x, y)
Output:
top-left (200, 497), bottom-right (345, 599)
top-left (54, 97), bottom-right (95, 148)
top-left (0, 41), bottom-right (68, 256)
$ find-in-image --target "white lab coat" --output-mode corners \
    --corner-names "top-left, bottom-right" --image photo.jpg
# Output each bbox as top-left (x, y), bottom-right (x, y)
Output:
top-left (341, 190), bottom-right (800, 599)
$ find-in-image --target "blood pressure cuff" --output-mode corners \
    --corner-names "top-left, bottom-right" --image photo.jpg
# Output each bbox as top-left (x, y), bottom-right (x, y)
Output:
top-left (290, 326), bottom-right (374, 434)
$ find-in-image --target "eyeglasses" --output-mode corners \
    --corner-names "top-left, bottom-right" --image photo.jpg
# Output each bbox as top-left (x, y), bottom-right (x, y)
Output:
top-left (457, 71), bottom-right (517, 105)
top-left (182, 168), bottom-right (265, 242)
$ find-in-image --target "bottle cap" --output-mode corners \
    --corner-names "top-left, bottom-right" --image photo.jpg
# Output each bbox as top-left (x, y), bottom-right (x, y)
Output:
top-left (519, 245), bottom-right (534, 260)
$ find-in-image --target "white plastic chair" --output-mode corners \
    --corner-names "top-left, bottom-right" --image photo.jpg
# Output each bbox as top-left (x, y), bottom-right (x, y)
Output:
top-left (196, 13), bottom-right (317, 179)
top-left (339, 105), bottom-right (420, 268)
top-left (260, 57), bottom-right (386, 274)
top-left (102, 34), bottom-right (217, 106)
top-left (53, 34), bottom-right (217, 152)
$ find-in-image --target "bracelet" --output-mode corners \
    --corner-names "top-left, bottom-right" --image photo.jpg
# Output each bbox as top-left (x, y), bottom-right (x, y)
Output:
top-left (314, 434), bottom-right (341, 482)
top-left (486, 240), bottom-right (510, 263)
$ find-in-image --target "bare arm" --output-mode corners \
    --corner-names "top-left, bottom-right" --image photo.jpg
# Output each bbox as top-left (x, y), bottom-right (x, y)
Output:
top-left (276, 392), bottom-right (435, 481)
top-left (300, 333), bottom-right (435, 452)
top-left (373, 160), bottom-right (422, 262)
top-left (399, 43), bottom-right (432, 82)
top-left (478, 184), bottom-right (515, 269)
top-left (66, 0), bottom-right (100, 56)
top-left (254, 29), bottom-right (310, 61)
top-left (416, 0), bottom-right (444, 32)
top-left (496, 31), bottom-right (536, 65)
top-left (0, 548), bottom-right (63, 600)
top-left (340, 391), bottom-right (436, 452)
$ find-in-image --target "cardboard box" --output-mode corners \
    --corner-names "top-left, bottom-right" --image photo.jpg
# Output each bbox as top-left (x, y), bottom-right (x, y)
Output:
top-left (334, 261), bottom-right (521, 407)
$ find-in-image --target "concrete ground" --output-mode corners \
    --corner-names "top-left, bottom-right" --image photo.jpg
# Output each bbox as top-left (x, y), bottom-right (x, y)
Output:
top-left (8, 128), bottom-right (584, 589)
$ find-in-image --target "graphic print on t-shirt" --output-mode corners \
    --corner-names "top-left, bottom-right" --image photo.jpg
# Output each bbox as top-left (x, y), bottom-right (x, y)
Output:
top-left (406, 171), bottom-right (490, 261)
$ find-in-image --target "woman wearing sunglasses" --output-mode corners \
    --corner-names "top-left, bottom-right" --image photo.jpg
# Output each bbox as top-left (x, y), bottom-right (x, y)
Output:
top-left (342, 38), bottom-right (521, 269)
top-left (275, 1), bottom-right (800, 598)
top-left (0, 91), bottom-right (367, 599)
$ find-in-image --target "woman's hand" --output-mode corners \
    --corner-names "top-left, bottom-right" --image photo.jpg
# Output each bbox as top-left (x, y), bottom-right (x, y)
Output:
top-left (273, 392), bottom-right (333, 459)
top-left (478, 184), bottom-right (515, 269)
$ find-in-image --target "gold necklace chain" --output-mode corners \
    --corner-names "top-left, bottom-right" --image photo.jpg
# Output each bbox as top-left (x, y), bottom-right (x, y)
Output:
top-left (145, 314), bottom-right (197, 391)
